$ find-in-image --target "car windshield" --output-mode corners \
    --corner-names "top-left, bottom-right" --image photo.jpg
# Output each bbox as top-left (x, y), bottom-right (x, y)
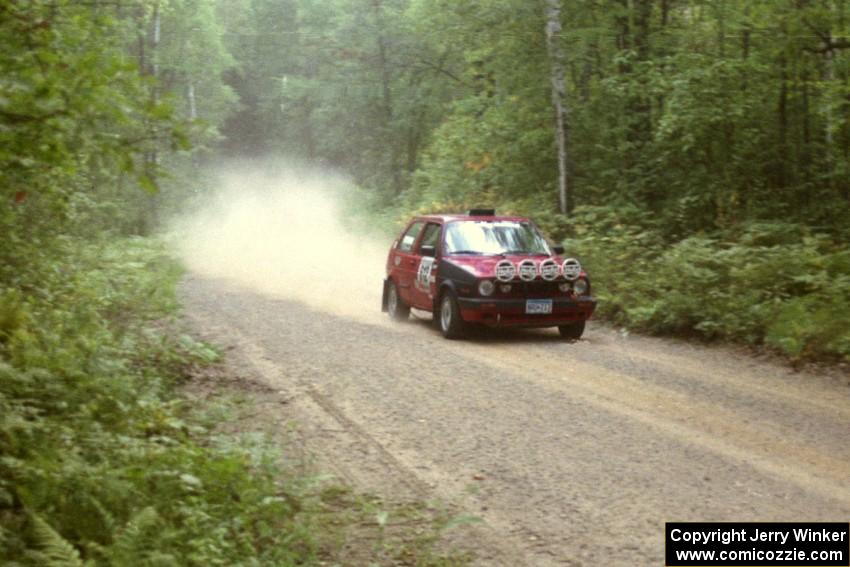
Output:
top-left (444, 220), bottom-right (551, 255)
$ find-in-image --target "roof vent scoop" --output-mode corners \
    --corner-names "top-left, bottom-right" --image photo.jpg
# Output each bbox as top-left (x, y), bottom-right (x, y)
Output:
top-left (466, 208), bottom-right (495, 216)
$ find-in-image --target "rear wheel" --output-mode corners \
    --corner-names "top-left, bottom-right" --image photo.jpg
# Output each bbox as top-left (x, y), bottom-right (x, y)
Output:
top-left (386, 281), bottom-right (410, 321)
top-left (558, 320), bottom-right (585, 341)
top-left (439, 291), bottom-right (466, 339)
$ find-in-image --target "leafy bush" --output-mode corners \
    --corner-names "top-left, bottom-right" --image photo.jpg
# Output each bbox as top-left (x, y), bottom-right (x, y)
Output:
top-left (0, 238), bottom-right (324, 566)
top-left (565, 207), bottom-right (850, 363)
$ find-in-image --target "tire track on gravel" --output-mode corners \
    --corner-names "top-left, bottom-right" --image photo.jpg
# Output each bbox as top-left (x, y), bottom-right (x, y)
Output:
top-left (182, 304), bottom-right (538, 567)
top-left (436, 336), bottom-right (850, 507)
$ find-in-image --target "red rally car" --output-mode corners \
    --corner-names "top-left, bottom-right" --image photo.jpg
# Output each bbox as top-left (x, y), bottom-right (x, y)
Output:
top-left (382, 209), bottom-right (597, 339)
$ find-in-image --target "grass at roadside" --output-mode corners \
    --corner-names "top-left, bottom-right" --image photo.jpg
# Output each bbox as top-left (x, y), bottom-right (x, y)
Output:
top-left (0, 236), bottom-right (469, 567)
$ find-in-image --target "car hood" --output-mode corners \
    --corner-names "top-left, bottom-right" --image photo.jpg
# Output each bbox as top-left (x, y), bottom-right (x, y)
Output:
top-left (442, 254), bottom-right (562, 278)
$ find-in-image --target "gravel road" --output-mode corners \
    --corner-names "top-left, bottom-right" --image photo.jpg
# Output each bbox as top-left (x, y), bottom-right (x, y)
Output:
top-left (181, 273), bottom-right (850, 567)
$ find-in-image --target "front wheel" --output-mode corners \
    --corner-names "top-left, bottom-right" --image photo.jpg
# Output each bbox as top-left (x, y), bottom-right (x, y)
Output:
top-left (558, 320), bottom-right (585, 341)
top-left (386, 281), bottom-right (410, 321)
top-left (438, 291), bottom-right (466, 339)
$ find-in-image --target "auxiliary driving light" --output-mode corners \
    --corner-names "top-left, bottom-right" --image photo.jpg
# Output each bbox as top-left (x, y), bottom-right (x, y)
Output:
top-left (478, 280), bottom-right (495, 296)
top-left (495, 259), bottom-right (516, 282)
top-left (540, 258), bottom-right (559, 281)
top-left (518, 259), bottom-right (537, 281)
top-left (573, 278), bottom-right (589, 295)
top-left (562, 258), bottom-right (581, 281)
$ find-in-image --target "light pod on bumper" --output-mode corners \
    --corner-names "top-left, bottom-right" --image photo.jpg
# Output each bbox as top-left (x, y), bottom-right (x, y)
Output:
top-left (562, 258), bottom-right (581, 281)
top-left (540, 258), bottom-right (559, 281)
top-left (495, 259), bottom-right (516, 282)
top-left (573, 278), bottom-right (589, 295)
top-left (478, 280), bottom-right (495, 296)
top-left (518, 259), bottom-right (537, 281)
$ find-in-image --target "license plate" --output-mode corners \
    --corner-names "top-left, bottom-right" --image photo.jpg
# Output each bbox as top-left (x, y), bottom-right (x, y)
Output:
top-left (525, 299), bottom-right (553, 314)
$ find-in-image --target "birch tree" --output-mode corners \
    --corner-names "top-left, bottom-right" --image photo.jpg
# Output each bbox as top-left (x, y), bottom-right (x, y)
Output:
top-left (544, 0), bottom-right (570, 215)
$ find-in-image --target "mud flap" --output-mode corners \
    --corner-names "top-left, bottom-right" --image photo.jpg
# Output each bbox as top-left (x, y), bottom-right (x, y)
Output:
top-left (381, 278), bottom-right (389, 312)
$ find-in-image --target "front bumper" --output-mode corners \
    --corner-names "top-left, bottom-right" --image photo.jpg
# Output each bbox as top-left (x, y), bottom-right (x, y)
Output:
top-left (456, 296), bottom-right (597, 327)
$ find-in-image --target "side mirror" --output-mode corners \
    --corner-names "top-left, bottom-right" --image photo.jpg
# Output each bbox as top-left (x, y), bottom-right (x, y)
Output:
top-left (552, 244), bottom-right (565, 255)
top-left (420, 244), bottom-right (436, 257)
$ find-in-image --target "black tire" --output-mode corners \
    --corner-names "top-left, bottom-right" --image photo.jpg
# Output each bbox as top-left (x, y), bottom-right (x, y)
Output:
top-left (438, 290), bottom-right (466, 339)
top-left (558, 320), bottom-right (585, 340)
top-left (386, 280), bottom-right (410, 321)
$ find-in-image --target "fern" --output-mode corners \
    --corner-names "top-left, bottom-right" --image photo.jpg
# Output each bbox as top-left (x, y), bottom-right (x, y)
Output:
top-left (29, 514), bottom-right (85, 567)
top-left (108, 506), bottom-right (159, 560)
top-left (85, 494), bottom-right (116, 538)
top-left (107, 506), bottom-right (178, 567)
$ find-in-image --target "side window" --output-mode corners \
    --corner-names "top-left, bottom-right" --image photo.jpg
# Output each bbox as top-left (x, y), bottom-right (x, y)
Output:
top-left (397, 221), bottom-right (424, 252)
top-left (418, 223), bottom-right (441, 252)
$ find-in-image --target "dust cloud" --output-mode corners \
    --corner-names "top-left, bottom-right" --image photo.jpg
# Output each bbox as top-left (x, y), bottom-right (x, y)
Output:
top-left (172, 162), bottom-right (391, 324)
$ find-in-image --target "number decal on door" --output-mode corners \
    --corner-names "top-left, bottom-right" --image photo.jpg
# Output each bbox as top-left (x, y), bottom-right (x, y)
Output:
top-left (416, 257), bottom-right (435, 291)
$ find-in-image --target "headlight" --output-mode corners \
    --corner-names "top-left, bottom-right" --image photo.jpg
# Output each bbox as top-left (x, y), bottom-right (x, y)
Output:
top-left (478, 280), bottom-right (495, 296)
top-left (573, 278), bottom-right (589, 295)
top-left (558, 282), bottom-right (572, 292)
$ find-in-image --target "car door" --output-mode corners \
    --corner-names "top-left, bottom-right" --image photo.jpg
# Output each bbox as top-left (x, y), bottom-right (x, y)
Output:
top-left (391, 220), bottom-right (424, 305)
top-left (410, 222), bottom-right (442, 310)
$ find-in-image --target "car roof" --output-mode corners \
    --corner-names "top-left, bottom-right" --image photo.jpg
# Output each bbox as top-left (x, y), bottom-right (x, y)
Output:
top-left (414, 213), bottom-right (530, 223)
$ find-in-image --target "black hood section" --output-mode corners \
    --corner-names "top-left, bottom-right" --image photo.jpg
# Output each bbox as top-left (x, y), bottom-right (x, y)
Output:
top-left (437, 259), bottom-right (477, 286)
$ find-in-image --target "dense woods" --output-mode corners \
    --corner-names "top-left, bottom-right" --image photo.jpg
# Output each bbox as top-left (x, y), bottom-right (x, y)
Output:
top-left (222, 1), bottom-right (850, 227)
top-left (1, 0), bottom-right (849, 564)
top-left (0, 2), bottom-right (328, 565)
top-left (219, 0), bottom-right (850, 361)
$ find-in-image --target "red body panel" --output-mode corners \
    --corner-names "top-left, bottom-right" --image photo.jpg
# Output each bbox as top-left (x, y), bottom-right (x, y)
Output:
top-left (456, 297), bottom-right (596, 326)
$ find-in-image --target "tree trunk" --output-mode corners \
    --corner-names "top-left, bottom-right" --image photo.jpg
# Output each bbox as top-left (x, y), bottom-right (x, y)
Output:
top-left (146, 1), bottom-right (161, 233)
top-left (824, 47), bottom-right (834, 148)
top-left (631, 0), bottom-right (653, 145)
top-left (152, 3), bottom-right (160, 80)
top-left (371, 0), bottom-right (402, 194)
top-left (544, 0), bottom-right (570, 215)
top-left (777, 53), bottom-right (788, 189)
top-left (187, 83), bottom-right (197, 120)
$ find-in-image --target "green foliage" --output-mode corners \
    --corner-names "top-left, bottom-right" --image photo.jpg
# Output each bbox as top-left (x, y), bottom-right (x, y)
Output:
top-left (305, 0), bottom-right (850, 365)
top-left (566, 208), bottom-right (850, 362)
top-left (1, 1), bottom-right (179, 236)
top-left (29, 514), bottom-right (87, 567)
top-left (0, 238), bottom-right (329, 566)
top-left (1, 2), bottom-right (471, 564)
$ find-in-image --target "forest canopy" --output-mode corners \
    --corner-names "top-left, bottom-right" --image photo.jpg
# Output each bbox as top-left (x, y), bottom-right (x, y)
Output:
top-left (218, 0), bottom-right (850, 233)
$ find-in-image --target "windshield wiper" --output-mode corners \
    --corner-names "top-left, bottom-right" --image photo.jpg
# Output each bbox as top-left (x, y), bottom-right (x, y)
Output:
top-left (502, 249), bottom-right (547, 256)
top-left (448, 250), bottom-right (483, 255)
